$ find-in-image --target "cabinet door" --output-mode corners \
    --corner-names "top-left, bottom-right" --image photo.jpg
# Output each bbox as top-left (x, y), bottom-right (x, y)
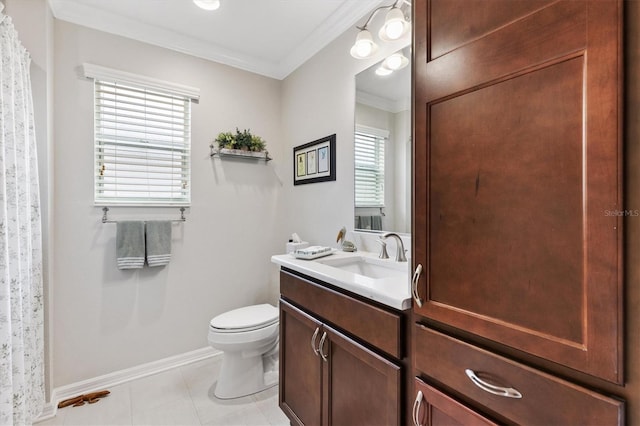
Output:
top-left (280, 300), bottom-right (323, 426)
top-left (413, 0), bottom-right (623, 383)
top-left (413, 378), bottom-right (498, 426)
top-left (323, 324), bottom-right (401, 426)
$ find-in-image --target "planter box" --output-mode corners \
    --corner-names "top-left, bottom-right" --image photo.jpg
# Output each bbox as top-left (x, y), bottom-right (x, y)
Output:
top-left (219, 148), bottom-right (268, 158)
top-left (211, 147), bottom-right (272, 162)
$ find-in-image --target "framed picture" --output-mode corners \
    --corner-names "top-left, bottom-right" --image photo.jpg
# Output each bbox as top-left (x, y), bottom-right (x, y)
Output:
top-left (293, 134), bottom-right (336, 185)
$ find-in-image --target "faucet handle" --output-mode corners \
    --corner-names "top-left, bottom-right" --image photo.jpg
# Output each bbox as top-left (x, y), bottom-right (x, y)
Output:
top-left (376, 238), bottom-right (389, 259)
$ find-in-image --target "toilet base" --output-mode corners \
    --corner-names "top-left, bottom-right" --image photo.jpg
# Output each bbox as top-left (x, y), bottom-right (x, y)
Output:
top-left (214, 352), bottom-right (278, 399)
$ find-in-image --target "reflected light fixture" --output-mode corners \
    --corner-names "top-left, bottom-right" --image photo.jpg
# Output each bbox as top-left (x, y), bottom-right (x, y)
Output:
top-left (193, 0), bottom-right (220, 11)
top-left (375, 66), bottom-right (393, 76)
top-left (383, 52), bottom-right (409, 71)
top-left (351, 0), bottom-right (411, 60)
top-left (376, 51), bottom-right (408, 76)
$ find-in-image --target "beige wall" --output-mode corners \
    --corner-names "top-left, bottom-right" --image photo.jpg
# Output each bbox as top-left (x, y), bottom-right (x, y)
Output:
top-left (48, 20), bottom-right (285, 387)
top-left (279, 22), bottom-right (408, 248)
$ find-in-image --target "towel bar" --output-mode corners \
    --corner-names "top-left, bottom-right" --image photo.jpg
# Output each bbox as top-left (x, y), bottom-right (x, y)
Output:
top-left (101, 207), bottom-right (186, 223)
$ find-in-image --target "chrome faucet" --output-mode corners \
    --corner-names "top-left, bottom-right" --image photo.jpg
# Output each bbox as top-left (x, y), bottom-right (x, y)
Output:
top-left (381, 233), bottom-right (407, 262)
top-left (376, 238), bottom-right (389, 259)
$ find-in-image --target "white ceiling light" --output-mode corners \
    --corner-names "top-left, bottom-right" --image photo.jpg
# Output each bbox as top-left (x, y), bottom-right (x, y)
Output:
top-left (193, 0), bottom-right (220, 11)
top-left (350, 1), bottom-right (411, 60)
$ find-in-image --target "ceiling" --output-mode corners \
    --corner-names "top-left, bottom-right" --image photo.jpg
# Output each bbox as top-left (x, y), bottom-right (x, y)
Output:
top-left (49, 0), bottom-right (383, 80)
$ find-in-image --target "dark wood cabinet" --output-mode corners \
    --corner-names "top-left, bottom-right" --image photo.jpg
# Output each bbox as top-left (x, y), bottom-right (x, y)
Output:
top-left (279, 272), bottom-right (402, 426)
top-left (323, 324), bottom-right (401, 426)
top-left (413, 325), bottom-right (624, 425)
top-left (413, 378), bottom-right (498, 426)
top-left (411, 0), bottom-right (625, 424)
top-left (280, 300), bottom-right (323, 426)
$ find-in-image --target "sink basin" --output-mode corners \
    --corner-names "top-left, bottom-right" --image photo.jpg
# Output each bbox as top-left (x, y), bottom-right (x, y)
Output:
top-left (315, 256), bottom-right (407, 279)
top-left (272, 252), bottom-right (412, 310)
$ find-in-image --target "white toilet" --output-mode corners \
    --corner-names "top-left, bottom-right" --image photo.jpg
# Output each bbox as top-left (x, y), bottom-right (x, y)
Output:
top-left (208, 303), bottom-right (279, 399)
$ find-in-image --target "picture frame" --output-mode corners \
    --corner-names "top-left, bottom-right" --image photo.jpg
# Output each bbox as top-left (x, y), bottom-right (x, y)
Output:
top-left (293, 134), bottom-right (336, 185)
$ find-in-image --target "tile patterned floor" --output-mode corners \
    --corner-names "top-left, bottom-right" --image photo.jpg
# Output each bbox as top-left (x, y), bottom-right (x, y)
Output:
top-left (36, 357), bottom-right (289, 426)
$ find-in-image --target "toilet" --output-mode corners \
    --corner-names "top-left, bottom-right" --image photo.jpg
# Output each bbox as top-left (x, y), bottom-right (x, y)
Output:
top-left (208, 303), bottom-right (279, 399)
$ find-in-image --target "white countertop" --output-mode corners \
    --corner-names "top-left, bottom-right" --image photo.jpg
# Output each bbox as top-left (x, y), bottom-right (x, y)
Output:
top-left (271, 250), bottom-right (412, 311)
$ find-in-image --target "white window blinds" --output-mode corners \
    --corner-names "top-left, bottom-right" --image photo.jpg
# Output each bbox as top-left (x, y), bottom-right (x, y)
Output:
top-left (85, 64), bottom-right (198, 206)
top-left (355, 125), bottom-right (388, 208)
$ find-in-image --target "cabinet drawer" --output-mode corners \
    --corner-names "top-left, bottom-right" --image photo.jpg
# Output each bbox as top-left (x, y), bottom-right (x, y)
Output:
top-left (413, 378), bottom-right (498, 426)
top-left (414, 325), bottom-right (624, 425)
top-left (280, 270), bottom-right (402, 358)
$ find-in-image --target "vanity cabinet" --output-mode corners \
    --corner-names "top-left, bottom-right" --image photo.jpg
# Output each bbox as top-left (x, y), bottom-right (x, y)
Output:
top-left (412, 0), bottom-right (625, 424)
top-left (278, 270), bottom-right (404, 426)
top-left (412, 378), bottom-right (497, 426)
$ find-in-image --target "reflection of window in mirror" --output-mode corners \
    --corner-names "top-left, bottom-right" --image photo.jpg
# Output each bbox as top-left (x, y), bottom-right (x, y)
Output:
top-left (355, 125), bottom-right (388, 231)
top-left (354, 46), bottom-right (411, 234)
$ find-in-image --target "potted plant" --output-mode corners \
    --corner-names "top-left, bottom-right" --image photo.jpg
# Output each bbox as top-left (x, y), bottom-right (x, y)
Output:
top-left (214, 128), bottom-right (269, 158)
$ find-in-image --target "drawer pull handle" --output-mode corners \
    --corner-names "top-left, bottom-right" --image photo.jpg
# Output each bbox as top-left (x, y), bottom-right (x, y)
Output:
top-left (319, 332), bottom-right (328, 362)
top-left (412, 390), bottom-right (424, 426)
top-left (412, 264), bottom-right (423, 307)
top-left (465, 369), bottom-right (522, 399)
top-left (311, 327), bottom-right (320, 356)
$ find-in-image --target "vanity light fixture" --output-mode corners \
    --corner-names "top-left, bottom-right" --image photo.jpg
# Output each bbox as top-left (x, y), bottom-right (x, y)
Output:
top-left (350, 0), bottom-right (411, 60)
top-left (379, 6), bottom-right (411, 41)
top-left (350, 29), bottom-right (379, 59)
top-left (193, 0), bottom-right (220, 11)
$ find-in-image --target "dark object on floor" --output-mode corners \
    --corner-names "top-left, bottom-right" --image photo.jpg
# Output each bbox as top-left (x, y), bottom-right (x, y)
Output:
top-left (57, 390), bottom-right (111, 408)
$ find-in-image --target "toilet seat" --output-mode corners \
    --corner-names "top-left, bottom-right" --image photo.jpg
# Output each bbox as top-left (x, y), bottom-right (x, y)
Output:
top-left (210, 303), bottom-right (278, 333)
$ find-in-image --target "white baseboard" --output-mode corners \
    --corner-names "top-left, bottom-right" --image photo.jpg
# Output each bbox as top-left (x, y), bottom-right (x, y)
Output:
top-left (35, 347), bottom-right (221, 423)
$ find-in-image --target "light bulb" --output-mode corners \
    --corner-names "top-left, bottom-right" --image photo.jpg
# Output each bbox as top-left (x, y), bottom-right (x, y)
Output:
top-left (357, 41), bottom-right (373, 57)
top-left (375, 66), bottom-right (393, 76)
top-left (193, 0), bottom-right (220, 11)
top-left (350, 29), bottom-right (378, 59)
top-left (386, 54), bottom-right (402, 70)
top-left (384, 53), bottom-right (408, 71)
top-left (385, 21), bottom-right (405, 39)
top-left (379, 7), bottom-right (410, 41)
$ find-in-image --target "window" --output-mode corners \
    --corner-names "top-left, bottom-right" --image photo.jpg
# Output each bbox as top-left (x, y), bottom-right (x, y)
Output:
top-left (355, 125), bottom-right (388, 208)
top-left (83, 64), bottom-right (199, 206)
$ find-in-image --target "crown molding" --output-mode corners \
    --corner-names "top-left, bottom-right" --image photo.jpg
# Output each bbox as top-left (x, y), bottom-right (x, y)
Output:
top-left (356, 90), bottom-right (409, 114)
top-left (278, 0), bottom-right (383, 79)
top-left (49, 0), bottom-right (383, 80)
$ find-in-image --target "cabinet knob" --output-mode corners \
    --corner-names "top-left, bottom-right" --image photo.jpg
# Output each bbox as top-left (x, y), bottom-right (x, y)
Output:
top-left (412, 264), bottom-right (424, 308)
top-left (465, 369), bottom-right (523, 399)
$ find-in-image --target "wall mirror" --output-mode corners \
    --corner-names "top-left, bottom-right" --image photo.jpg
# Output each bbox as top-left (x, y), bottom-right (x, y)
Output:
top-left (354, 47), bottom-right (411, 234)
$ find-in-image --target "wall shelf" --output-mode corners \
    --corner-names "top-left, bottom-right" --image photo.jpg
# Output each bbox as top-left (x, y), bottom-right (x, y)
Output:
top-left (209, 146), bottom-right (272, 162)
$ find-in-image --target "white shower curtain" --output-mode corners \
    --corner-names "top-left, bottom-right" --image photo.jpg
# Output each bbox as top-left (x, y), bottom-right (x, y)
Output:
top-left (0, 4), bottom-right (45, 425)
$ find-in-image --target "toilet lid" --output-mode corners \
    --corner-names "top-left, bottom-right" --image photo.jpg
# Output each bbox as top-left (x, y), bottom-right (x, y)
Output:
top-left (210, 304), bottom-right (278, 331)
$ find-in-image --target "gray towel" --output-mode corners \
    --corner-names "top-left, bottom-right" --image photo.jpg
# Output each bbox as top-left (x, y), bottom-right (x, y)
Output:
top-left (145, 221), bottom-right (172, 267)
top-left (371, 215), bottom-right (383, 231)
top-left (116, 221), bottom-right (145, 269)
top-left (360, 216), bottom-right (372, 230)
